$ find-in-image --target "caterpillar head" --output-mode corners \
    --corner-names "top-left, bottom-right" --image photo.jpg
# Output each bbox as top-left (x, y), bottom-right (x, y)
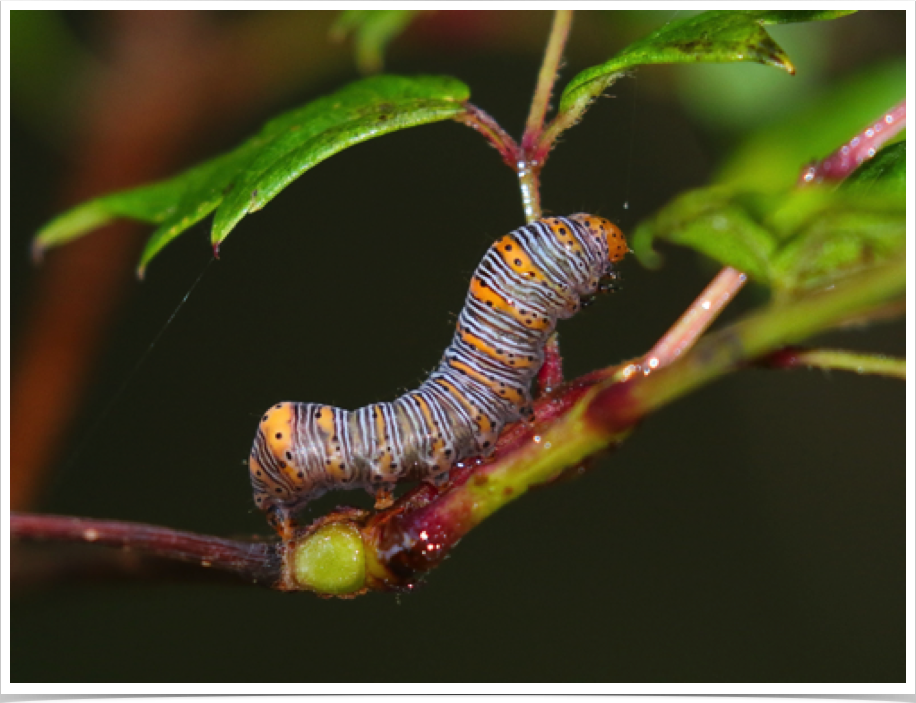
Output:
top-left (570, 214), bottom-right (628, 263)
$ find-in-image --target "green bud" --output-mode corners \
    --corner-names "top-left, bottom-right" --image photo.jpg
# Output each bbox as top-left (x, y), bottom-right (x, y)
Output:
top-left (291, 522), bottom-right (366, 595)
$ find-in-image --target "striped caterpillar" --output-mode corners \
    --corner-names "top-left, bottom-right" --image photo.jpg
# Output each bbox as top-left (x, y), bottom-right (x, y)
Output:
top-left (249, 214), bottom-right (627, 533)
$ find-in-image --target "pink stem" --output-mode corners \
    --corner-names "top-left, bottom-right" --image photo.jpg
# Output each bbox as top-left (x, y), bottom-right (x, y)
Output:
top-left (798, 99), bottom-right (906, 185)
top-left (639, 267), bottom-right (748, 374)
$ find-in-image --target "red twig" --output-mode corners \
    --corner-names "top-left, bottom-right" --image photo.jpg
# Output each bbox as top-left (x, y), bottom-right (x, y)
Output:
top-left (458, 103), bottom-right (520, 168)
top-left (11, 512), bottom-right (282, 585)
top-left (798, 99), bottom-right (906, 185)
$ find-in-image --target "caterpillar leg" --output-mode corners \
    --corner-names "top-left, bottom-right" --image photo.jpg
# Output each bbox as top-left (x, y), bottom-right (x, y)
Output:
top-left (267, 505), bottom-right (298, 541)
top-left (426, 471), bottom-right (451, 489)
top-left (374, 487), bottom-right (395, 510)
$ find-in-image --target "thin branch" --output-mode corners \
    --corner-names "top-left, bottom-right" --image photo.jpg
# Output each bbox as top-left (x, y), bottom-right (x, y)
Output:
top-left (798, 99), bottom-right (906, 185)
top-left (633, 267), bottom-right (748, 376)
top-left (457, 103), bottom-right (520, 169)
top-left (760, 346), bottom-right (906, 379)
top-left (10, 512), bottom-right (282, 586)
top-left (521, 10), bottom-right (574, 152)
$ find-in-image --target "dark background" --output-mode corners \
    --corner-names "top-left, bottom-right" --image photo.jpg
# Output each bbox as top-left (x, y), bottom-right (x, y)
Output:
top-left (10, 11), bottom-right (907, 683)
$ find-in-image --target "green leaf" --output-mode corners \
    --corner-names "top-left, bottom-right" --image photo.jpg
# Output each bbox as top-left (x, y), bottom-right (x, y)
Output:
top-left (332, 10), bottom-right (419, 74)
top-left (33, 74), bottom-right (470, 276)
top-left (631, 187), bottom-right (779, 282)
top-left (559, 10), bottom-right (855, 114)
top-left (842, 141), bottom-right (906, 196)
top-left (633, 184), bottom-right (905, 298)
top-left (210, 75), bottom-right (468, 252)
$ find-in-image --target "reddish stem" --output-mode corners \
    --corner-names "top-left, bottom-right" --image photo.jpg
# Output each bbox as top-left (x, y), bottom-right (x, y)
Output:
top-left (798, 99), bottom-right (906, 185)
top-left (458, 103), bottom-right (520, 168)
top-left (11, 512), bottom-right (282, 585)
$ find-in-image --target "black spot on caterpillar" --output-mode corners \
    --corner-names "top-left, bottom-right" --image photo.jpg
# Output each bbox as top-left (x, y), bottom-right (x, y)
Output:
top-left (249, 214), bottom-right (627, 528)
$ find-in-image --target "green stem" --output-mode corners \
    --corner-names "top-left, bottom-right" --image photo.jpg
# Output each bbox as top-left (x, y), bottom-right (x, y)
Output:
top-left (764, 347), bottom-right (906, 379)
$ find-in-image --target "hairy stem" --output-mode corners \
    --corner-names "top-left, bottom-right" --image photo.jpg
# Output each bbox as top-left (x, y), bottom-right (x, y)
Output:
top-left (535, 71), bottom-right (624, 164)
top-left (522, 10), bottom-right (574, 152)
top-left (760, 346), bottom-right (906, 379)
top-left (457, 103), bottom-right (520, 169)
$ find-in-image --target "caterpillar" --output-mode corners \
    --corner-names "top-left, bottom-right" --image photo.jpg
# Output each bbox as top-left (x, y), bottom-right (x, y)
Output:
top-left (249, 214), bottom-right (627, 533)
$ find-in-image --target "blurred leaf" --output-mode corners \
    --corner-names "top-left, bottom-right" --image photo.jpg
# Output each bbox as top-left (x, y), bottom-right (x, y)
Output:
top-left (9, 10), bottom-right (95, 144)
top-left (633, 184), bottom-right (904, 298)
top-left (33, 74), bottom-right (471, 275)
top-left (332, 10), bottom-right (419, 74)
top-left (673, 21), bottom-right (833, 133)
top-left (718, 61), bottom-right (906, 191)
top-left (842, 141), bottom-right (906, 196)
top-left (559, 10), bottom-right (855, 113)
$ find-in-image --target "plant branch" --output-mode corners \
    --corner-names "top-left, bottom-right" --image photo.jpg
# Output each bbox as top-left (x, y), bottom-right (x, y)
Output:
top-left (12, 255), bottom-right (902, 595)
top-left (760, 346), bottom-right (906, 379)
top-left (457, 103), bottom-right (520, 168)
top-left (798, 99), bottom-right (906, 184)
top-left (11, 512), bottom-right (282, 586)
top-left (522, 10), bottom-right (573, 152)
top-left (360, 257), bottom-right (904, 592)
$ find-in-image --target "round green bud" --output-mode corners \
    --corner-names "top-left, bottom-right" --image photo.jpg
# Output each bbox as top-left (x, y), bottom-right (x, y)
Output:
top-left (291, 522), bottom-right (366, 595)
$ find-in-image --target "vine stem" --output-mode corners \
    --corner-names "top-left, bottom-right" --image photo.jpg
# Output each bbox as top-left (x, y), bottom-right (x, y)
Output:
top-left (10, 512), bottom-right (282, 585)
top-left (798, 99), bottom-right (906, 184)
